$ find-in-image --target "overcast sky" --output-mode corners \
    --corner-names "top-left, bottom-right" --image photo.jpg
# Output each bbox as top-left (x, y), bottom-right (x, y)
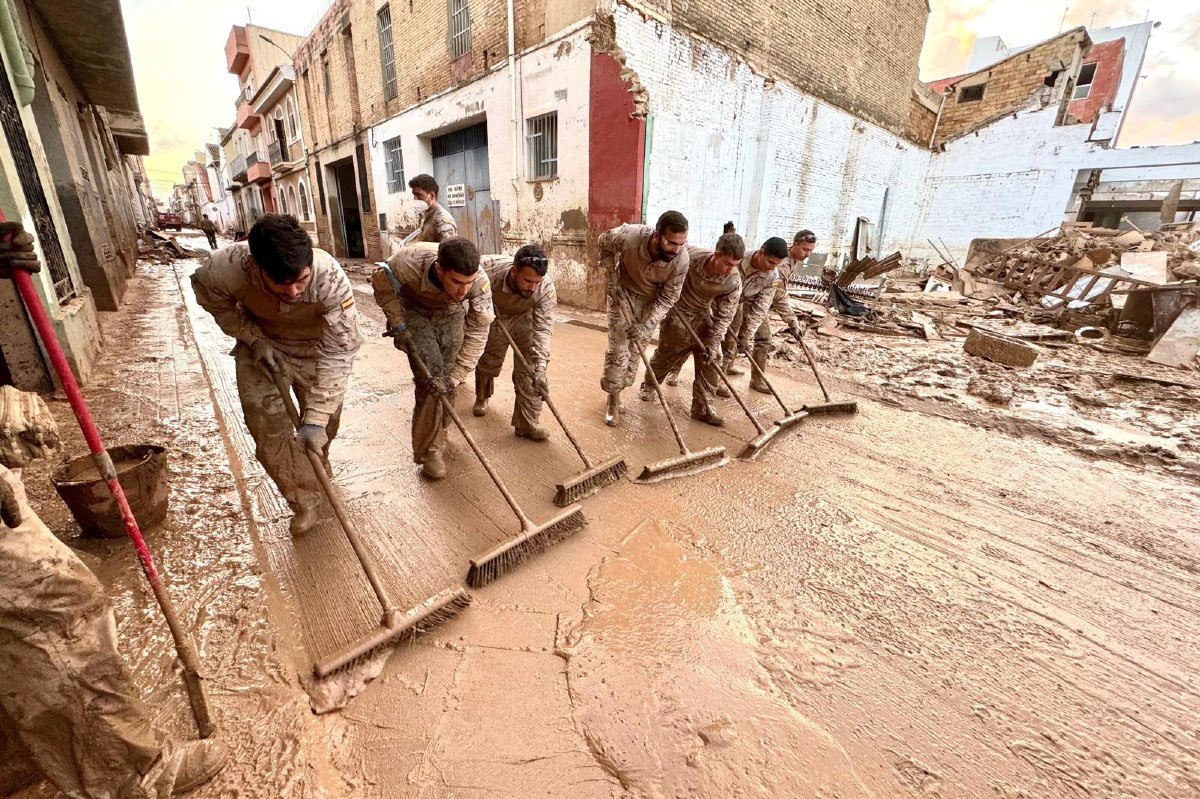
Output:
top-left (125, 0), bottom-right (1199, 202)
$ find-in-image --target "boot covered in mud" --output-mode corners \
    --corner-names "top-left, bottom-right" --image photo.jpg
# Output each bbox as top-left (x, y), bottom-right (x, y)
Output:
top-left (515, 424), bottom-right (549, 441)
top-left (638, 381), bottom-right (655, 402)
top-left (690, 403), bottom-right (725, 427)
top-left (472, 374), bottom-right (492, 417)
top-left (170, 739), bottom-right (229, 795)
top-left (665, 367), bottom-right (682, 387)
top-left (421, 448), bottom-right (447, 481)
top-left (604, 392), bottom-right (621, 427)
top-left (288, 497), bottom-right (321, 536)
top-left (749, 349), bottom-right (771, 394)
top-left (723, 356), bottom-right (743, 376)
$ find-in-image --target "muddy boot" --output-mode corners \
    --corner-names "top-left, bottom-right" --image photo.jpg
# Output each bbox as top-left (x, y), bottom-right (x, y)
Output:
top-left (639, 382), bottom-right (655, 402)
top-left (749, 350), bottom-right (771, 394)
top-left (715, 383), bottom-right (731, 398)
top-left (172, 739), bottom-right (230, 795)
top-left (691, 405), bottom-right (725, 427)
top-left (515, 424), bottom-right (550, 441)
top-left (604, 392), bottom-right (621, 427)
top-left (473, 375), bottom-right (491, 417)
top-left (421, 450), bottom-right (447, 481)
top-left (289, 500), bottom-right (320, 536)
top-left (472, 396), bottom-right (488, 416)
top-left (665, 367), bottom-right (682, 387)
top-left (723, 357), bottom-right (743, 376)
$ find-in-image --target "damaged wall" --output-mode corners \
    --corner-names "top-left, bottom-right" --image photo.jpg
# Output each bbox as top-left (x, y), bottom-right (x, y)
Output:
top-left (611, 4), bottom-right (930, 263)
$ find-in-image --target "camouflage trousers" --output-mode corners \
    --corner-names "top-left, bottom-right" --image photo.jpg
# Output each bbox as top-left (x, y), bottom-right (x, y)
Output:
top-left (645, 313), bottom-right (723, 414)
top-left (234, 348), bottom-right (341, 513)
top-left (403, 307), bottom-right (466, 464)
top-left (0, 466), bottom-right (192, 798)
top-left (720, 303), bottom-right (772, 360)
top-left (475, 313), bottom-right (545, 434)
top-left (601, 285), bottom-right (652, 394)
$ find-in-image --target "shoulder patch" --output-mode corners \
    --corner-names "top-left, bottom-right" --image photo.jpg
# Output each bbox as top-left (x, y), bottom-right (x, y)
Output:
top-left (341, 296), bottom-right (355, 310)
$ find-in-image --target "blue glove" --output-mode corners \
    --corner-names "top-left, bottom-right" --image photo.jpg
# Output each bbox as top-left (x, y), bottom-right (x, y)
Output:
top-left (297, 424), bottom-right (328, 453)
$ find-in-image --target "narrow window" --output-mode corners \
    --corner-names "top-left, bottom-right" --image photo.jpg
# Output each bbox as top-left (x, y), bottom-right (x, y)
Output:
top-left (378, 5), bottom-right (397, 100)
top-left (322, 55), bottom-right (332, 95)
top-left (449, 0), bottom-right (471, 60)
top-left (298, 180), bottom-right (311, 220)
top-left (958, 84), bottom-right (985, 103)
top-left (384, 136), bottom-right (405, 193)
top-left (287, 97), bottom-right (299, 140)
top-left (1072, 63), bottom-right (1097, 100)
top-left (526, 112), bottom-right (558, 179)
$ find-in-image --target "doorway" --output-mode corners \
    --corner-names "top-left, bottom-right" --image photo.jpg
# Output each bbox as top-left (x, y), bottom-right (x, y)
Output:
top-left (431, 122), bottom-right (497, 253)
top-left (327, 156), bottom-right (364, 258)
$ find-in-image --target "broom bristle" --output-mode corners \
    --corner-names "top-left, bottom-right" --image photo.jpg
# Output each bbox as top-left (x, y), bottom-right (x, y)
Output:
top-left (636, 447), bottom-right (727, 483)
top-left (553, 457), bottom-right (628, 507)
top-left (467, 506), bottom-right (587, 588)
top-left (313, 588), bottom-right (472, 678)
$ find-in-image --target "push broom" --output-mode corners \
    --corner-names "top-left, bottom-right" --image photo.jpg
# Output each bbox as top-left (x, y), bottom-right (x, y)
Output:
top-left (793, 334), bottom-right (858, 416)
top-left (674, 314), bottom-right (781, 461)
top-left (614, 287), bottom-right (727, 482)
top-left (402, 345), bottom-right (586, 589)
top-left (492, 318), bottom-right (627, 506)
top-left (269, 372), bottom-right (470, 679)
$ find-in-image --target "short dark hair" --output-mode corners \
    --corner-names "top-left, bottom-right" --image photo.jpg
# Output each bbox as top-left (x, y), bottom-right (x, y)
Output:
top-left (722, 221), bottom-right (735, 234)
top-left (762, 237), bottom-right (788, 259)
top-left (794, 229), bottom-right (817, 244)
top-left (655, 210), bottom-right (688, 235)
top-left (409, 174), bottom-right (439, 195)
top-left (203, 214), bottom-right (209, 219)
top-left (248, 214), bottom-right (313, 284)
top-left (714, 233), bottom-right (745, 259)
top-left (514, 243), bottom-right (549, 276)
top-left (437, 237), bottom-right (480, 276)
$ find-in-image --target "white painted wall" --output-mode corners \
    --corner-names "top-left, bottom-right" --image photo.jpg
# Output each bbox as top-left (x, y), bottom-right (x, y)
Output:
top-left (366, 23), bottom-right (592, 260)
top-left (613, 4), bottom-right (931, 264)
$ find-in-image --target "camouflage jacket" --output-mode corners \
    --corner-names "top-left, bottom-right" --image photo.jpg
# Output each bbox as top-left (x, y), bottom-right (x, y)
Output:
top-left (191, 242), bottom-right (363, 426)
top-left (414, 203), bottom-right (457, 243)
top-left (771, 256), bottom-right (801, 326)
top-left (598, 223), bottom-right (688, 328)
top-left (372, 243), bottom-right (495, 384)
top-left (736, 250), bottom-right (780, 344)
top-left (669, 247), bottom-right (742, 348)
top-left (481, 255), bottom-right (557, 371)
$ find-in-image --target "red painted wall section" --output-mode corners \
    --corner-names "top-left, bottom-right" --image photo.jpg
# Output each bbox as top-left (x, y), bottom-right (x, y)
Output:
top-left (588, 49), bottom-right (645, 237)
top-left (1068, 38), bottom-right (1124, 123)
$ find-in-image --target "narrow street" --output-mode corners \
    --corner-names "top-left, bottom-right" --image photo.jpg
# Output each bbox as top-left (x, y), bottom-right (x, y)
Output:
top-left (18, 240), bottom-right (1198, 797)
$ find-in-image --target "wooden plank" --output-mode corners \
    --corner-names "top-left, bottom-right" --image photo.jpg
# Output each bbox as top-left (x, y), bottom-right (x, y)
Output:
top-left (1147, 305), bottom-right (1200, 368)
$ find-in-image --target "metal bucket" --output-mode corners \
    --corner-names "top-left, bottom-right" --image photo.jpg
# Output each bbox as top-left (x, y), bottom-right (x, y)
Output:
top-left (52, 444), bottom-right (169, 539)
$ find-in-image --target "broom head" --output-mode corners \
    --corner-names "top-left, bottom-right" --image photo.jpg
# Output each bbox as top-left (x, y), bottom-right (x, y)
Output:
top-left (467, 504), bottom-right (587, 588)
top-left (636, 446), bottom-right (727, 483)
top-left (803, 401), bottom-right (858, 416)
top-left (737, 424), bottom-right (782, 461)
top-left (553, 454), bottom-right (628, 507)
top-left (313, 586), bottom-right (472, 678)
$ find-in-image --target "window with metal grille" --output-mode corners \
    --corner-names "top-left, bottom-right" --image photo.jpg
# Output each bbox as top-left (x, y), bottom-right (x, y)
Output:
top-left (958, 84), bottom-right (984, 103)
top-left (384, 136), bottom-right (405, 193)
top-left (378, 5), bottom-right (397, 101)
top-left (1072, 62), bottom-right (1097, 100)
top-left (525, 112), bottom-right (557, 179)
top-left (448, 0), bottom-right (470, 60)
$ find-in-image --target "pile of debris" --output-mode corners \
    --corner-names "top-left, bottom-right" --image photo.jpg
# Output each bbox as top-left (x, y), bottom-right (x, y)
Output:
top-left (788, 221), bottom-right (1200, 369)
top-left (139, 229), bottom-right (207, 264)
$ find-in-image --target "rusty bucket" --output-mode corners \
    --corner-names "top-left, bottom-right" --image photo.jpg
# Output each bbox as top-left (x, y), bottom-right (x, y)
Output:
top-left (52, 444), bottom-right (169, 539)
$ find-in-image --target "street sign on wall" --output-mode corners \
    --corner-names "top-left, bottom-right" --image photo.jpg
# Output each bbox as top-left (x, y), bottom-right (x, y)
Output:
top-left (444, 183), bottom-right (467, 208)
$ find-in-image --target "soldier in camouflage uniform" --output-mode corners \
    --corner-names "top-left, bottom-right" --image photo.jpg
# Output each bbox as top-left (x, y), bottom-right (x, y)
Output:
top-left (0, 224), bottom-right (227, 797)
top-left (471, 244), bottom-right (557, 440)
top-left (716, 237), bottom-right (787, 397)
top-left (641, 234), bottom-right (744, 426)
top-left (597, 211), bottom-right (690, 426)
top-left (372, 239), bottom-right (494, 480)
top-left (192, 214), bottom-right (363, 535)
top-left (400, 173), bottom-right (458, 246)
top-left (742, 229), bottom-right (814, 393)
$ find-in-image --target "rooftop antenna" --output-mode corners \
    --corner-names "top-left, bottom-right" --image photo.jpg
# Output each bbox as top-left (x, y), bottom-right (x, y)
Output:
top-left (1058, 5), bottom-right (1068, 33)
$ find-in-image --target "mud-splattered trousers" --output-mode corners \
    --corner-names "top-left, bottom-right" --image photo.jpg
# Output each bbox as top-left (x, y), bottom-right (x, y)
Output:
top-left (751, 257), bottom-right (799, 366)
top-left (373, 245), bottom-right (494, 464)
top-left (0, 466), bottom-right (192, 798)
top-left (597, 224), bottom-right (688, 394)
top-left (475, 257), bottom-right (557, 434)
top-left (720, 254), bottom-right (780, 368)
top-left (192, 243), bottom-right (363, 514)
top-left (644, 248), bottom-right (742, 414)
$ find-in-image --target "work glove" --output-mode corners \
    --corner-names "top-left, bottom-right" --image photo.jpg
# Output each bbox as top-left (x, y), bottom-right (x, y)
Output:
top-left (430, 374), bottom-right (456, 395)
top-left (626, 320), bottom-right (651, 342)
top-left (0, 479), bottom-right (21, 529)
top-left (531, 367), bottom-right (550, 397)
top-left (383, 323), bottom-right (411, 351)
top-left (251, 338), bottom-right (285, 377)
top-left (786, 321), bottom-right (803, 341)
top-left (703, 343), bottom-right (723, 366)
top-left (296, 424), bottom-right (328, 453)
top-left (0, 222), bottom-right (41, 279)
top-left (736, 337), bottom-right (752, 356)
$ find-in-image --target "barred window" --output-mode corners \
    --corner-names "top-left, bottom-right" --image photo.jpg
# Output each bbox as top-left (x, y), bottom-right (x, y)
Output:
top-left (384, 136), bottom-right (405, 193)
top-left (449, 0), bottom-right (470, 60)
top-left (378, 5), bottom-right (397, 101)
top-left (525, 112), bottom-right (557, 180)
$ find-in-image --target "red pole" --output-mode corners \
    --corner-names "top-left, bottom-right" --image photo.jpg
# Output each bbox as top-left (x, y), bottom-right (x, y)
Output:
top-left (8, 259), bottom-right (215, 738)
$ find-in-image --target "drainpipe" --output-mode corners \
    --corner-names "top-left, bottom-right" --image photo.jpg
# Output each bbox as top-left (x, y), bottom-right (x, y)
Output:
top-left (507, 0), bottom-right (520, 204)
top-left (929, 88), bottom-right (949, 149)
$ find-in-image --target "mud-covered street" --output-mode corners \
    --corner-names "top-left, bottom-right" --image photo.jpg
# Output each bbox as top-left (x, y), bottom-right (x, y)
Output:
top-left (15, 240), bottom-right (1198, 798)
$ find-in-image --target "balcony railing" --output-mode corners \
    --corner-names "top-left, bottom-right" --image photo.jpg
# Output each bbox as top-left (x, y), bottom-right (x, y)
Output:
top-left (268, 139), bottom-right (284, 165)
top-left (245, 151), bottom-right (259, 168)
top-left (230, 154), bottom-right (247, 181)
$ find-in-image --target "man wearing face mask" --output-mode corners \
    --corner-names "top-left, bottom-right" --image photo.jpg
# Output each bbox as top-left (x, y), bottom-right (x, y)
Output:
top-left (192, 214), bottom-right (363, 535)
top-left (472, 245), bottom-right (557, 440)
top-left (716, 236), bottom-right (788, 396)
top-left (404, 173), bottom-right (458, 245)
top-left (641, 233), bottom-right (744, 426)
top-left (597, 211), bottom-right (690, 426)
top-left (372, 239), bottom-right (494, 480)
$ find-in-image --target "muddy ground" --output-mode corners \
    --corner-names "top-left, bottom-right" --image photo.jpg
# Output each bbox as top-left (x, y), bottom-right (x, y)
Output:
top-left (13, 236), bottom-right (1200, 797)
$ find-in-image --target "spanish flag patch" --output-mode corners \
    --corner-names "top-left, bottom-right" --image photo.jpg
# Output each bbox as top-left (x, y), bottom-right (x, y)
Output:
top-left (341, 296), bottom-right (355, 310)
